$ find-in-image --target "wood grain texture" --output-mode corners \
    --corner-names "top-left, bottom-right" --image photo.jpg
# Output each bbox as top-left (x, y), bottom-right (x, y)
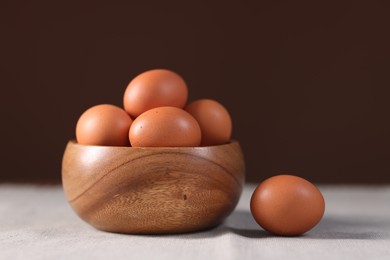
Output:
top-left (62, 140), bottom-right (245, 234)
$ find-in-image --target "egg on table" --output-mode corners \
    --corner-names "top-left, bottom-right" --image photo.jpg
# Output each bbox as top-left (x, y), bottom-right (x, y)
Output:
top-left (250, 174), bottom-right (325, 236)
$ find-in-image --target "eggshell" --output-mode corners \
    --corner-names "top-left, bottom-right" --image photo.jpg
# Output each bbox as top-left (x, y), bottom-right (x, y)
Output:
top-left (123, 69), bottom-right (188, 117)
top-left (185, 99), bottom-right (232, 146)
top-left (76, 104), bottom-right (133, 146)
top-left (250, 175), bottom-right (325, 236)
top-left (129, 106), bottom-right (201, 147)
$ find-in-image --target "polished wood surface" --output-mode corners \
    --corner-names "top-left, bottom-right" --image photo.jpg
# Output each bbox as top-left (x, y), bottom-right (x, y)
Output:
top-left (62, 140), bottom-right (245, 234)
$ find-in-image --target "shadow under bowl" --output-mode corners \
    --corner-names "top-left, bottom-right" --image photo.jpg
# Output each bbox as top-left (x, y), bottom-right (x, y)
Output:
top-left (62, 140), bottom-right (245, 234)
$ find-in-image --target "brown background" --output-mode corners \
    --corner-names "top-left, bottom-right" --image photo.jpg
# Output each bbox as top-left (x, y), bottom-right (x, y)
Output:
top-left (1, 0), bottom-right (389, 184)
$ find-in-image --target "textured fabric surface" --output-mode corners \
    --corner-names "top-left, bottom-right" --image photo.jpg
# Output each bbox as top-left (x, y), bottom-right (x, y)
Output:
top-left (0, 184), bottom-right (389, 260)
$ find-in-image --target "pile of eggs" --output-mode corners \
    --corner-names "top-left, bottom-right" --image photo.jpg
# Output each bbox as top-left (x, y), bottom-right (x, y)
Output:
top-left (75, 69), bottom-right (232, 147)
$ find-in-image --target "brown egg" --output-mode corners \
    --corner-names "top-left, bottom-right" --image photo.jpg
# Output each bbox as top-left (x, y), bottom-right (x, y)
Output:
top-left (123, 69), bottom-right (188, 118)
top-left (184, 99), bottom-right (232, 146)
top-left (250, 175), bottom-right (325, 236)
top-left (76, 104), bottom-right (133, 146)
top-left (129, 106), bottom-right (201, 147)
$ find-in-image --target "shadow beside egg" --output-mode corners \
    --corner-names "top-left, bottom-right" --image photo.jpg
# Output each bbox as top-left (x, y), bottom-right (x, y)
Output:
top-left (304, 216), bottom-right (390, 240)
top-left (165, 211), bottom-right (390, 240)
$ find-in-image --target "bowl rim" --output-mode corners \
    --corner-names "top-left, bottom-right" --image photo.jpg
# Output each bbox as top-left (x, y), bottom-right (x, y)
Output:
top-left (67, 139), bottom-right (240, 150)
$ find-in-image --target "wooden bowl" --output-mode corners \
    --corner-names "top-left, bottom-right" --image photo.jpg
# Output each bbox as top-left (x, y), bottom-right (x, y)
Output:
top-left (61, 140), bottom-right (245, 234)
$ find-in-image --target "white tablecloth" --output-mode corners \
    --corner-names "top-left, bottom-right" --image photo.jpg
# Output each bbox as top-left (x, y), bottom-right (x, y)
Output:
top-left (0, 184), bottom-right (389, 260)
